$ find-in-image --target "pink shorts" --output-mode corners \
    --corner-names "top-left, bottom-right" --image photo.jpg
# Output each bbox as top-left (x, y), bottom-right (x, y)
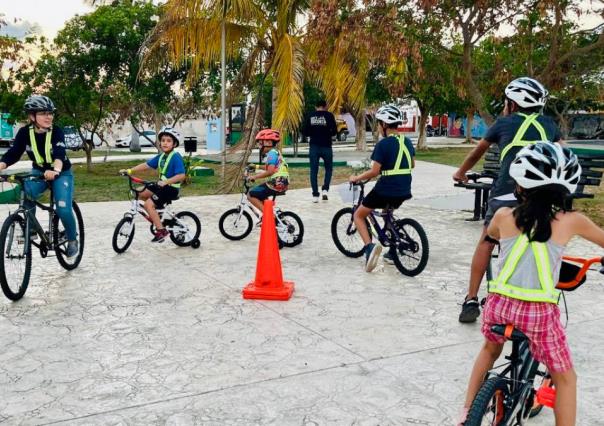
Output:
top-left (482, 293), bottom-right (573, 373)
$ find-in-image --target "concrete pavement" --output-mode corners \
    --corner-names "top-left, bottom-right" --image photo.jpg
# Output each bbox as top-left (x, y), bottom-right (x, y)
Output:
top-left (0, 161), bottom-right (603, 425)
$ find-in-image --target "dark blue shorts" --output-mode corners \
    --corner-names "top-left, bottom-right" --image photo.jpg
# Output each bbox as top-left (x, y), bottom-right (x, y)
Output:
top-left (249, 183), bottom-right (281, 201)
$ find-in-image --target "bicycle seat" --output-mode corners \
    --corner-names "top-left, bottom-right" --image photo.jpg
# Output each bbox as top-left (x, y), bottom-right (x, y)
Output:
top-left (491, 324), bottom-right (528, 341)
top-left (272, 192), bottom-right (286, 197)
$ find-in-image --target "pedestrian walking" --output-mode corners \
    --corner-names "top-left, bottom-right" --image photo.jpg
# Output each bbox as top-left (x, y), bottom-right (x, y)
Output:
top-left (303, 99), bottom-right (337, 202)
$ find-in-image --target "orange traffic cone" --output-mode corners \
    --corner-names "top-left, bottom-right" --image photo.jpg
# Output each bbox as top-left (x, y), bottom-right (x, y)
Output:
top-left (242, 199), bottom-right (295, 300)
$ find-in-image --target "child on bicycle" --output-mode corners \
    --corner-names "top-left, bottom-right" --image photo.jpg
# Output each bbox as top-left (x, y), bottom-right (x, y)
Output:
top-left (247, 129), bottom-right (289, 215)
top-left (120, 126), bottom-right (185, 243)
top-left (0, 95), bottom-right (79, 257)
top-left (454, 77), bottom-right (562, 323)
top-left (349, 105), bottom-right (414, 272)
top-left (458, 142), bottom-right (604, 425)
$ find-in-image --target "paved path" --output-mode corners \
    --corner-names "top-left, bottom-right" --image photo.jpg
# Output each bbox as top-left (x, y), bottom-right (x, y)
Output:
top-left (1, 161), bottom-right (603, 425)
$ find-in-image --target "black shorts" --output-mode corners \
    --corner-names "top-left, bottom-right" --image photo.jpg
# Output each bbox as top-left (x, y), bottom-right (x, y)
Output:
top-left (249, 183), bottom-right (282, 201)
top-left (362, 189), bottom-right (410, 209)
top-left (148, 184), bottom-right (179, 208)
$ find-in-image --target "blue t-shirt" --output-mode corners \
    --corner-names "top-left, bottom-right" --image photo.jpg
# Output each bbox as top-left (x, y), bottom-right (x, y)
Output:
top-left (146, 151), bottom-right (186, 179)
top-left (371, 135), bottom-right (414, 197)
top-left (265, 149), bottom-right (280, 167)
top-left (485, 113), bottom-right (561, 198)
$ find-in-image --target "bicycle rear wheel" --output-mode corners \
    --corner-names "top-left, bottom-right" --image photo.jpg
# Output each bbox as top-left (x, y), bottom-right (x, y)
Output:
top-left (112, 216), bottom-right (136, 254)
top-left (276, 211), bottom-right (304, 247)
top-left (0, 213), bottom-right (32, 301)
top-left (465, 377), bottom-right (509, 426)
top-left (391, 218), bottom-right (429, 276)
top-left (54, 201), bottom-right (85, 270)
top-left (331, 207), bottom-right (367, 258)
top-left (169, 211), bottom-right (201, 247)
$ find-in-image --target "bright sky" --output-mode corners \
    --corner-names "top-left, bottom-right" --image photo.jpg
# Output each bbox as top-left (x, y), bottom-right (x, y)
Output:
top-left (0, 0), bottom-right (602, 41)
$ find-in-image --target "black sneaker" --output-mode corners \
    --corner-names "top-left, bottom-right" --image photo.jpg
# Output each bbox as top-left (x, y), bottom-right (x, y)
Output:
top-left (151, 228), bottom-right (169, 243)
top-left (383, 250), bottom-right (395, 265)
top-left (459, 296), bottom-right (480, 323)
top-left (322, 190), bottom-right (328, 201)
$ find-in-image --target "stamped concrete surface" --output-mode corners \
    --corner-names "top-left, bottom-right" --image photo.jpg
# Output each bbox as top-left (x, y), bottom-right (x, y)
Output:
top-left (1, 161), bottom-right (603, 425)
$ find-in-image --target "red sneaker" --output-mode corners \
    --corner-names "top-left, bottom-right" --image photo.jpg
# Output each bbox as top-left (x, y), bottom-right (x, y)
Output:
top-left (151, 228), bottom-right (169, 243)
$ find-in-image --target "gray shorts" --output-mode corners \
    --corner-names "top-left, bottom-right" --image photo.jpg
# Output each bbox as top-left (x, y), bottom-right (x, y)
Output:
top-left (484, 198), bottom-right (517, 226)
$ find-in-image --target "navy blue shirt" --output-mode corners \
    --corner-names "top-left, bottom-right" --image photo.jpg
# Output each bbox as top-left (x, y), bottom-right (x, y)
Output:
top-left (2, 125), bottom-right (71, 171)
top-left (371, 135), bottom-right (414, 197)
top-left (485, 114), bottom-right (561, 198)
top-left (146, 151), bottom-right (186, 179)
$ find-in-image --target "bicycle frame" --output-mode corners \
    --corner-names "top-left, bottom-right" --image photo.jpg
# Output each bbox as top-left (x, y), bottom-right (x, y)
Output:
top-left (233, 172), bottom-right (285, 223)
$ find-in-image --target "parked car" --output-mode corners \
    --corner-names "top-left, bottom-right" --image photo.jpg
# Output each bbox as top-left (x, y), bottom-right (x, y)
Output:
top-left (115, 130), bottom-right (157, 148)
top-left (64, 126), bottom-right (84, 150)
top-left (336, 119), bottom-right (349, 141)
top-left (83, 130), bottom-right (103, 147)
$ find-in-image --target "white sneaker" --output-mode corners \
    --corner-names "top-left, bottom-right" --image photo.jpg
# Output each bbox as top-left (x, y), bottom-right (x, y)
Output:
top-left (322, 190), bottom-right (328, 201)
top-left (312, 196), bottom-right (319, 203)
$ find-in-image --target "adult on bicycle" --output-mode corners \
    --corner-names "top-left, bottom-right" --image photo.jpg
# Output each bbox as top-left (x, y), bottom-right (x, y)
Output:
top-left (349, 105), bottom-right (415, 272)
top-left (248, 129), bottom-right (289, 214)
top-left (458, 143), bottom-right (604, 426)
top-left (453, 77), bottom-right (563, 323)
top-left (0, 95), bottom-right (79, 257)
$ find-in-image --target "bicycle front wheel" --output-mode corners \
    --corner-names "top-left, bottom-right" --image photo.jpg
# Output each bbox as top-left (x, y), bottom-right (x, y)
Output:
top-left (112, 216), bottom-right (136, 254)
top-left (0, 213), bottom-right (32, 301)
top-left (219, 208), bottom-right (253, 241)
top-left (54, 201), bottom-right (85, 270)
top-left (169, 211), bottom-right (201, 247)
top-left (391, 218), bottom-right (429, 276)
top-left (331, 207), bottom-right (367, 258)
top-left (276, 211), bottom-right (304, 247)
top-left (465, 377), bottom-right (509, 426)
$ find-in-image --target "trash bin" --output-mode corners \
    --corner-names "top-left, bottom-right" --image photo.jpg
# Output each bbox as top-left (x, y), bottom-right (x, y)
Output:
top-left (0, 183), bottom-right (21, 204)
top-left (184, 136), bottom-right (197, 153)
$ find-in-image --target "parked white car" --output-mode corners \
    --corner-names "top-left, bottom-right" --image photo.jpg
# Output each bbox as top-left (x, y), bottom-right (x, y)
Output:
top-left (63, 126), bottom-right (103, 150)
top-left (115, 130), bottom-right (156, 148)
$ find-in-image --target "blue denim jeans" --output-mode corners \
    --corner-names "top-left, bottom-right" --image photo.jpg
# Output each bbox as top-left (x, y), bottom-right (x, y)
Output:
top-left (309, 144), bottom-right (333, 197)
top-left (23, 169), bottom-right (77, 240)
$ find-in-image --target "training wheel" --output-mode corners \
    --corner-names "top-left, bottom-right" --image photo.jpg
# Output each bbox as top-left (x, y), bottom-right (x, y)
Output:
top-left (191, 239), bottom-right (201, 249)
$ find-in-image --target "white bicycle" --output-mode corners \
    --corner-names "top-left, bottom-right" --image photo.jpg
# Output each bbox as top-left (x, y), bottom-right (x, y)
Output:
top-left (218, 166), bottom-right (303, 248)
top-left (112, 174), bottom-right (201, 253)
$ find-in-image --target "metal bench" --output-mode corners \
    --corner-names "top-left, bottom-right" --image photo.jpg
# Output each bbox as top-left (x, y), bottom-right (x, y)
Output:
top-left (455, 145), bottom-right (604, 221)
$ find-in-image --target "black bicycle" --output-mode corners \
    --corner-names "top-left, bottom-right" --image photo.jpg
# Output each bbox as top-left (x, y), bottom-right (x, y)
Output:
top-left (331, 181), bottom-right (429, 276)
top-left (465, 256), bottom-right (604, 425)
top-left (0, 173), bottom-right (85, 301)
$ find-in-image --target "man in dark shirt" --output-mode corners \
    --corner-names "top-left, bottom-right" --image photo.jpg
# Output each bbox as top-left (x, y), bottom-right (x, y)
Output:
top-left (303, 99), bottom-right (337, 202)
top-left (452, 77), bottom-right (561, 323)
top-left (0, 95), bottom-right (79, 257)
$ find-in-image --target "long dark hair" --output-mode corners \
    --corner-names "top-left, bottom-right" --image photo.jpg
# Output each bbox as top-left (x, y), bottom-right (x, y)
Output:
top-left (513, 185), bottom-right (569, 242)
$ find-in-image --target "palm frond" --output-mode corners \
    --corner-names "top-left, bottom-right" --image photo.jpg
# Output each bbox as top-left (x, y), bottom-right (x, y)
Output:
top-left (271, 33), bottom-right (305, 133)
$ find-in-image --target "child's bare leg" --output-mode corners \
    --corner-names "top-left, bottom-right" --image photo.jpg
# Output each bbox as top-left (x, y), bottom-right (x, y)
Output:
top-left (247, 193), bottom-right (264, 212)
top-left (143, 198), bottom-right (163, 230)
top-left (353, 205), bottom-right (373, 245)
top-left (463, 340), bottom-right (504, 408)
top-left (550, 369), bottom-right (577, 426)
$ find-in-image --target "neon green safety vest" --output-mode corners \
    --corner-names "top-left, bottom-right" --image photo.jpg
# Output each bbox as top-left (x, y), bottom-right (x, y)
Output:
top-left (499, 113), bottom-right (548, 162)
top-left (268, 148), bottom-right (289, 180)
top-left (381, 135), bottom-right (413, 176)
top-left (29, 126), bottom-right (53, 166)
top-left (158, 151), bottom-right (181, 188)
top-left (489, 234), bottom-right (560, 304)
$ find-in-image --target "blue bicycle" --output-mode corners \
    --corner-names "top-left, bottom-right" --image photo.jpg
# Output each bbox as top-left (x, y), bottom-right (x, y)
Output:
top-left (331, 181), bottom-right (429, 276)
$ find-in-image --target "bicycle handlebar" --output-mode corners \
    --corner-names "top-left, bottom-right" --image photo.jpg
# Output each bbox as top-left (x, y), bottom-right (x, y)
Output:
top-left (0, 172), bottom-right (47, 183)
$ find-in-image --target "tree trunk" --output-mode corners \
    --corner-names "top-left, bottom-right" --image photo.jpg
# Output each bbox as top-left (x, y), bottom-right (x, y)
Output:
top-left (355, 109), bottom-right (366, 151)
top-left (464, 110), bottom-right (474, 143)
top-left (130, 122), bottom-right (141, 153)
top-left (416, 109), bottom-right (429, 151)
top-left (463, 42), bottom-right (494, 126)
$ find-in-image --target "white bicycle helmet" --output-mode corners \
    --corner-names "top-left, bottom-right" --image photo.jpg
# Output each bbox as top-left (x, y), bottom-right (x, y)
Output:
top-left (509, 142), bottom-right (582, 194)
top-left (504, 77), bottom-right (548, 109)
top-left (158, 126), bottom-right (181, 147)
top-left (24, 95), bottom-right (56, 113)
top-left (375, 105), bottom-right (403, 125)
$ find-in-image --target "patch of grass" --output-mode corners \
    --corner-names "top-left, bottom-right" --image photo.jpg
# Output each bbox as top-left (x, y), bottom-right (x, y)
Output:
top-left (68, 149), bottom-right (143, 158)
top-left (72, 160), bottom-right (354, 202)
top-left (414, 146), bottom-right (482, 169)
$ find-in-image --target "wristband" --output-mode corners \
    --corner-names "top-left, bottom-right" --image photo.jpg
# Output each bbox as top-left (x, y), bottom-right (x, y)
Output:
top-left (127, 169), bottom-right (132, 175)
